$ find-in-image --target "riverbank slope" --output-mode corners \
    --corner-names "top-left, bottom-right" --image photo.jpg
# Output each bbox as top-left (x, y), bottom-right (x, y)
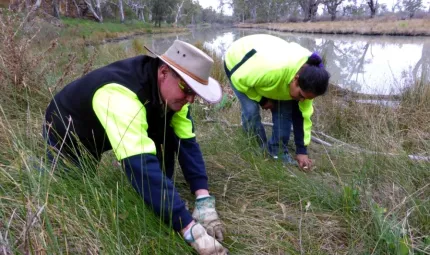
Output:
top-left (236, 17), bottom-right (430, 36)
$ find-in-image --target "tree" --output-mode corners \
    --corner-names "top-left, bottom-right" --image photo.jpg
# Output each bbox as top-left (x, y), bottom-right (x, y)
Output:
top-left (33, 0), bottom-right (42, 11)
top-left (391, 0), bottom-right (401, 12)
top-left (298, 0), bottom-right (321, 21)
top-left (53, 0), bottom-right (60, 18)
top-left (232, 0), bottom-right (248, 22)
top-left (201, 6), bottom-right (217, 23)
top-left (342, 1), bottom-right (367, 17)
top-left (126, 0), bottom-right (147, 21)
top-left (367, 0), bottom-right (378, 18)
top-left (324, 0), bottom-right (344, 20)
top-left (84, 0), bottom-right (104, 22)
top-left (171, 0), bottom-right (184, 26)
top-left (180, 0), bottom-right (199, 25)
top-left (151, 0), bottom-right (164, 26)
top-left (118, 0), bottom-right (125, 22)
top-left (151, 0), bottom-right (176, 26)
top-left (72, 0), bottom-right (82, 17)
top-left (402, 0), bottom-right (423, 18)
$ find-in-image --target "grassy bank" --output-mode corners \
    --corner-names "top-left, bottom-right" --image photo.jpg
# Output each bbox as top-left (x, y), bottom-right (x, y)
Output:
top-left (236, 17), bottom-right (430, 36)
top-left (60, 18), bottom-right (189, 46)
top-left (1, 14), bottom-right (429, 254)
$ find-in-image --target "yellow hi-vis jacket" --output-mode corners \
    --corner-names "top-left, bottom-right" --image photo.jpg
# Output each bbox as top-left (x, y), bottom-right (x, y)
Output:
top-left (224, 34), bottom-right (313, 152)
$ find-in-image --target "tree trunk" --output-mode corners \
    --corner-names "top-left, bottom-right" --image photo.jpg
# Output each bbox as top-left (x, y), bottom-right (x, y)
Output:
top-left (267, 0), bottom-right (272, 22)
top-left (174, 1), bottom-right (184, 26)
top-left (327, 4), bottom-right (337, 20)
top-left (65, 0), bottom-right (69, 16)
top-left (53, 0), bottom-right (60, 18)
top-left (32, 0), bottom-right (42, 11)
top-left (367, 0), bottom-right (377, 18)
top-left (250, 6), bottom-right (257, 22)
top-left (94, 0), bottom-right (103, 22)
top-left (84, 0), bottom-right (103, 22)
top-left (118, 0), bottom-right (125, 23)
top-left (72, 0), bottom-right (81, 17)
top-left (138, 9), bottom-right (145, 21)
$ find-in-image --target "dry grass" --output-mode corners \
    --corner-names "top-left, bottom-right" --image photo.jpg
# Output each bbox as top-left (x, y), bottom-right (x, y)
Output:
top-left (237, 18), bottom-right (430, 36)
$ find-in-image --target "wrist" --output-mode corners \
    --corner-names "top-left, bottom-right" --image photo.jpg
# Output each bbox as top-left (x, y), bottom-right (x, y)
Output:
top-left (196, 194), bottom-right (211, 200)
top-left (296, 146), bottom-right (307, 155)
top-left (182, 220), bottom-right (195, 235)
top-left (259, 97), bottom-right (268, 106)
top-left (195, 189), bottom-right (210, 198)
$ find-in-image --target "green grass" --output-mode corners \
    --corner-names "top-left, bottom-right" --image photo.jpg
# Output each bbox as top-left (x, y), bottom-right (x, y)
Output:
top-left (59, 17), bottom-right (188, 45)
top-left (61, 18), bottom-right (153, 38)
top-left (1, 13), bottom-right (429, 255)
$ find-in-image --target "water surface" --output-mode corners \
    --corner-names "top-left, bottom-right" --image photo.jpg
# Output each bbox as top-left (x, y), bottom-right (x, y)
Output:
top-left (100, 28), bottom-right (430, 95)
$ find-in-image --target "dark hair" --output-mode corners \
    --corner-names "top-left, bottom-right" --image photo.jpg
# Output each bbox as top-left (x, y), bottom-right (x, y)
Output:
top-left (298, 53), bottom-right (330, 96)
top-left (158, 59), bottom-right (180, 78)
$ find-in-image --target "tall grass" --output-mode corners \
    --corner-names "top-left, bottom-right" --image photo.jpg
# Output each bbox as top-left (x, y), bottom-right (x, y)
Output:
top-left (1, 13), bottom-right (429, 255)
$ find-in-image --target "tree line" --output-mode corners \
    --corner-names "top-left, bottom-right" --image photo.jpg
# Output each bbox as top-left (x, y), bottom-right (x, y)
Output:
top-left (6, 0), bottom-right (233, 25)
top-left (229, 0), bottom-right (428, 22)
top-left (3, 0), bottom-right (429, 25)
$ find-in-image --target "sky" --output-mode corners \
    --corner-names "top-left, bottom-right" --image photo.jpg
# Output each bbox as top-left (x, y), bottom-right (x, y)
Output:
top-left (197, 0), bottom-right (233, 15)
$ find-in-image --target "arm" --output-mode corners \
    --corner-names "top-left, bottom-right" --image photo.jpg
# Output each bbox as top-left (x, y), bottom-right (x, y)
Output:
top-left (92, 83), bottom-right (193, 231)
top-left (292, 99), bottom-right (314, 169)
top-left (171, 105), bottom-right (225, 241)
top-left (170, 104), bottom-right (208, 193)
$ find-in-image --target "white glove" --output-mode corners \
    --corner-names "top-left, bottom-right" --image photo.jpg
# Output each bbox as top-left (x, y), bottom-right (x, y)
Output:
top-left (189, 223), bottom-right (228, 255)
top-left (192, 196), bottom-right (225, 241)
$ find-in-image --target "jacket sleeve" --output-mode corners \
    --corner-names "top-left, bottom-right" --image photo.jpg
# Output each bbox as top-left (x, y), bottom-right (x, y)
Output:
top-left (291, 99), bottom-right (314, 155)
top-left (92, 83), bottom-right (193, 231)
top-left (170, 105), bottom-right (208, 193)
top-left (121, 153), bottom-right (193, 231)
top-left (92, 83), bottom-right (157, 159)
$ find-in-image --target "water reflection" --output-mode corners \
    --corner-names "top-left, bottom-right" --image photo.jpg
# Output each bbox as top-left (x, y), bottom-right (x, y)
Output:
top-left (100, 28), bottom-right (430, 95)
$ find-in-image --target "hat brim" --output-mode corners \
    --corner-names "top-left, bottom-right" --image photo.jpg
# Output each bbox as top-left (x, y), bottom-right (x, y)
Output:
top-left (144, 45), bottom-right (222, 104)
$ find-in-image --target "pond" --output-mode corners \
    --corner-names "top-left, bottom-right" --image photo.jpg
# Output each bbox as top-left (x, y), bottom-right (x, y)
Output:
top-left (99, 27), bottom-right (430, 95)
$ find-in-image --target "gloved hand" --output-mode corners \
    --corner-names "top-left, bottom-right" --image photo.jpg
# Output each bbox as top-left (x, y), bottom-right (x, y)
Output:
top-left (189, 223), bottom-right (228, 255)
top-left (192, 196), bottom-right (225, 241)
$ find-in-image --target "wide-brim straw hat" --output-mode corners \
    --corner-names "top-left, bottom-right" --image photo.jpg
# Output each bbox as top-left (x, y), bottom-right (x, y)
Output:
top-left (144, 40), bottom-right (222, 103)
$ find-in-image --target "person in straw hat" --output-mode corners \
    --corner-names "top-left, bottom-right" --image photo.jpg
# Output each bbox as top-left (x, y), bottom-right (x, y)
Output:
top-left (43, 40), bottom-right (228, 254)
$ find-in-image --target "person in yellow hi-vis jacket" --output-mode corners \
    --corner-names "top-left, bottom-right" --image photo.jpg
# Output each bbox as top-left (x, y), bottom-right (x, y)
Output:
top-left (224, 34), bottom-right (330, 170)
top-left (44, 40), bottom-right (228, 255)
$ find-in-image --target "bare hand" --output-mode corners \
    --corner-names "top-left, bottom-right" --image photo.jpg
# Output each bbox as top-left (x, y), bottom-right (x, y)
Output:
top-left (296, 154), bottom-right (312, 171)
top-left (261, 100), bottom-right (274, 110)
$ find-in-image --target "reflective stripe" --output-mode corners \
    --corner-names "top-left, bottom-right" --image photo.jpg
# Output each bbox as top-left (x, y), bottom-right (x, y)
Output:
top-left (92, 83), bottom-right (156, 160)
top-left (224, 49), bottom-right (257, 79)
top-left (298, 99), bottom-right (313, 146)
top-left (171, 104), bottom-right (195, 139)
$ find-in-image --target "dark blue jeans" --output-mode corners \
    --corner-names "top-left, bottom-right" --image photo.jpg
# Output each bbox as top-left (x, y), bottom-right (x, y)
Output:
top-left (230, 84), bottom-right (293, 157)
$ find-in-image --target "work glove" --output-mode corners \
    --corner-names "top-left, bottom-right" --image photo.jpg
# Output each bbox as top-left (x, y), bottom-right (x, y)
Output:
top-left (192, 196), bottom-right (225, 241)
top-left (189, 223), bottom-right (228, 255)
